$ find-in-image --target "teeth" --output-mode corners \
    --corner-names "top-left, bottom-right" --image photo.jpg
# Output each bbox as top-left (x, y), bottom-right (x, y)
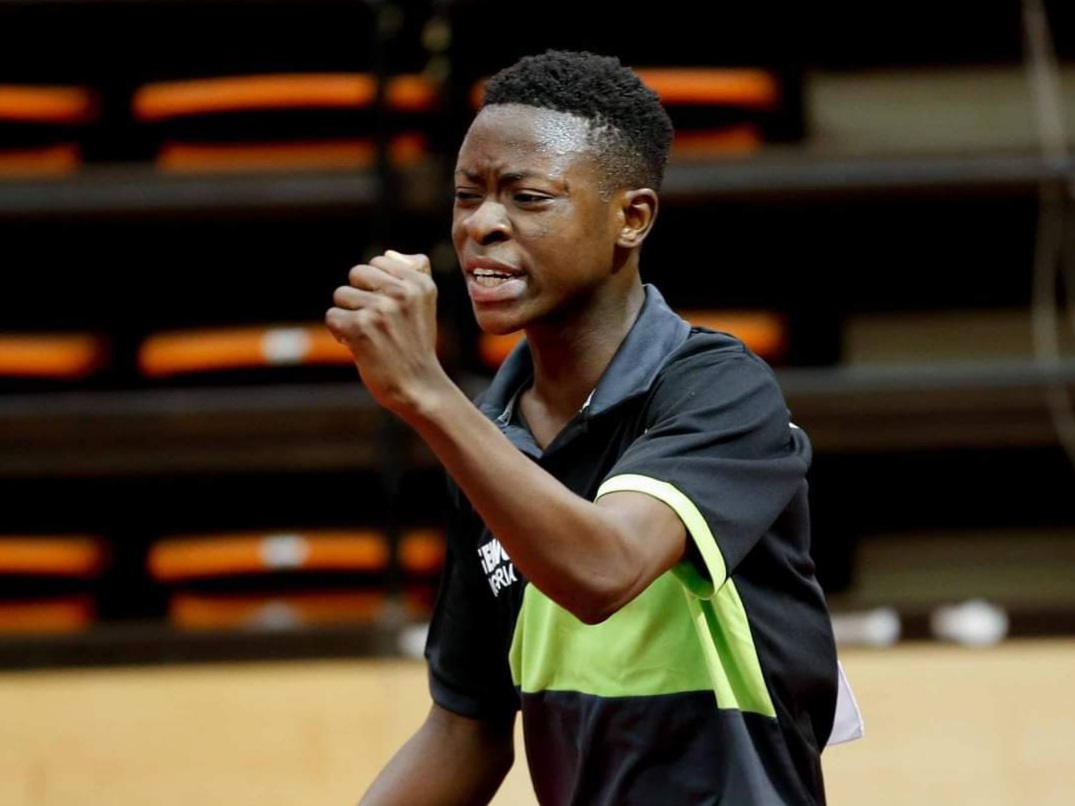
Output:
top-left (472, 268), bottom-right (520, 288)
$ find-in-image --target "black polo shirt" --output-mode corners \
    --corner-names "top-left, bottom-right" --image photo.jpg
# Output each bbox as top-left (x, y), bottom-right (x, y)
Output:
top-left (425, 284), bottom-right (838, 806)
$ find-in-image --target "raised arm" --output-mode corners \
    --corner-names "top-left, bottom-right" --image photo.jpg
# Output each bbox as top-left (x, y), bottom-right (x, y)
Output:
top-left (325, 251), bottom-right (687, 625)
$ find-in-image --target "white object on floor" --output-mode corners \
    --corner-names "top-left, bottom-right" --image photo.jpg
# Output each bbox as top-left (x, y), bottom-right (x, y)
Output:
top-left (398, 622), bottom-right (430, 659)
top-left (930, 599), bottom-right (1009, 647)
top-left (831, 606), bottom-right (901, 647)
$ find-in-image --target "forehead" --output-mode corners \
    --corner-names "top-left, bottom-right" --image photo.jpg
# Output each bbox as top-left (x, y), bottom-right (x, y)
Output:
top-left (455, 104), bottom-right (598, 179)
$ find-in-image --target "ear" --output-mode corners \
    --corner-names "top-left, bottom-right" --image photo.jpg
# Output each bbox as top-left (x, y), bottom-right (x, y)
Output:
top-left (616, 188), bottom-right (658, 249)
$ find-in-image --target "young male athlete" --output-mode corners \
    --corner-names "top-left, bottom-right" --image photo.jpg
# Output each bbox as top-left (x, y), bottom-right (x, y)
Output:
top-left (327, 49), bottom-right (846, 806)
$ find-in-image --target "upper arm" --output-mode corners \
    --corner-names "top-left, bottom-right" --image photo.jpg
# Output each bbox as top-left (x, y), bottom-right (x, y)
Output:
top-left (593, 489), bottom-right (687, 606)
top-left (424, 701), bottom-right (516, 750)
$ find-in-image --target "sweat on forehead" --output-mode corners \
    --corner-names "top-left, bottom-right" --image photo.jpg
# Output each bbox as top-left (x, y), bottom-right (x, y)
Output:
top-left (471, 104), bottom-right (594, 152)
top-left (461, 104), bottom-right (637, 195)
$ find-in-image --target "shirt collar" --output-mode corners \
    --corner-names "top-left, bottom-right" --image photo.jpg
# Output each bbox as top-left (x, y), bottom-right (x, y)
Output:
top-left (477, 284), bottom-right (691, 423)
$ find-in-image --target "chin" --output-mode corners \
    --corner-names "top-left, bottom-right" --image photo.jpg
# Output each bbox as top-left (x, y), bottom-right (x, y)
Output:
top-left (472, 304), bottom-right (528, 337)
top-left (475, 314), bottom-right (524, 337)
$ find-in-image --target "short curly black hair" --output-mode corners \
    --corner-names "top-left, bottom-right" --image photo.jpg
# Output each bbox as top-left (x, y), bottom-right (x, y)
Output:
top-left (481, 49), bottom-right (674, 191)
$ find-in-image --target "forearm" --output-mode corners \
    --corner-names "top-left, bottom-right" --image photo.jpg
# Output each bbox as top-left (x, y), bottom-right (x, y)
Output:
top-left (402, 383), bottom-right (647, 621)
top-left (360, 705), bottom-right (514, 806)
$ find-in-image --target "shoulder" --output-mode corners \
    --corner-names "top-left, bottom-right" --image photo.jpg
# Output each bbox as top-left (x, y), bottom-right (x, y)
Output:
top-left (638, 325), bottom-right (793, 431)
top-left (640, 327), bottom-right (809, 463)
top-left (657, 326), bottom-right (783, 392)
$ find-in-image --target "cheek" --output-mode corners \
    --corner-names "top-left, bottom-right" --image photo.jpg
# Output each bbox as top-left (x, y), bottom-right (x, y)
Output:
top-left (450, 217), bottom-right (466, 246)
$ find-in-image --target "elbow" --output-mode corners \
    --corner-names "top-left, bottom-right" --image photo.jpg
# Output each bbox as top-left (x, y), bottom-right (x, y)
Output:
top-left (548, 519), bottom-right (654, 625)
top-left (492, 741), bottom-right (515, 781)
top-left (563, 577), bottom-right (636, 626)
top-left (574, 603), bottom-right (617, 626)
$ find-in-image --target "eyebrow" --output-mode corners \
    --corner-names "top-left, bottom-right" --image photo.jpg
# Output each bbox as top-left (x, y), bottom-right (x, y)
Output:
top-left (455, 168), bottom-right (548, 183)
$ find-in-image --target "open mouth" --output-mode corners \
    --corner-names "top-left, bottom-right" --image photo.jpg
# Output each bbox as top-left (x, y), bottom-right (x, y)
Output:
top-left (471, 268), bottom-right (520, 287)
top-left (464, 263), bottom-right (527, 304)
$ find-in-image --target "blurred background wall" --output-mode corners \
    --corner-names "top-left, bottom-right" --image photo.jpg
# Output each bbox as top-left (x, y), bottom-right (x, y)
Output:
top-left (0, 1), bottom-right (1073, 803)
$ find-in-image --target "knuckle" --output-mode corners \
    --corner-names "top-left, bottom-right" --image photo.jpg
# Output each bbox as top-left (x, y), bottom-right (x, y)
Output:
top-left (353, 311), bottom-right (375, 336)
top-left (325, 310), bottom-right (356, 344)
top-left (374, 296), bottom-right (399, 315)
top-left (348, 264), bottom-right (368, 285)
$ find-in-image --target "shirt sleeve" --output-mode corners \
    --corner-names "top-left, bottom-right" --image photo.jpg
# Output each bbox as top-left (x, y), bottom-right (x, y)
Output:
top-left (595, 347), bottom-right (810, 598)
top-left (424, 478), bottom-right (520, 721)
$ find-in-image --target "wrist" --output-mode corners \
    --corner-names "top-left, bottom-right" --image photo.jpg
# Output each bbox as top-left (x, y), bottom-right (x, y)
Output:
top-left (393, 370), bottom-right (463, 428)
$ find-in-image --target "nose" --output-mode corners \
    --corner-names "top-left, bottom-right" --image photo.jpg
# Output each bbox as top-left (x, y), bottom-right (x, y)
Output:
top-left (461, 199), bottom-right (510, 246)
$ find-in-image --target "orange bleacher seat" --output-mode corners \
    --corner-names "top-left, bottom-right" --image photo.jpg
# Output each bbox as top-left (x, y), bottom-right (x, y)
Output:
top-left (132, 72), bottom-right (439, 174)
top-left (0, 535), bottom-right (108, 577)
top-left (477, 332), bottom-right (524, 371)
top-left (0, 333), bottom-right (109, 380)
top-left (0, 143), bottom-right (82, 177)
top-left (398, 528), bottom-right (446, 618)
top-left (668, 126), bottom-right (764, 159)
top-left (138, 324), bottom-right (353, 378)
top-left (149, 529), bottom-right (395, 630)
top-left (630, 67), bottom-right (780, 158)
top-left (678, 310), bottom-right (788, 363)
top-left (633, 68), bottom-right (779, 110)
top-left (0, 597), bottom-right (96, 634)
top-left (133, 73), bottom-right (437, 121)
top-left (149, 529), bottom-right (390, 582)
top-left (476, 310), bottom-right (787, 371)
top-left (137, 322), bottom-right (448, 380)
top-left (155, 133), bottom-right (427, 174)
top-left (0, 84), bottom-right (98, 125)
top-left (149, 528), bottom-right (448, 629)
top-left (398, 528), bottom-right (445, 578)
top-left (0, 84), bottom-right (97, 178)
top-left (169, 590), bottom-right (388, 630)
top-left (0, 535), bottom-right (108, 634)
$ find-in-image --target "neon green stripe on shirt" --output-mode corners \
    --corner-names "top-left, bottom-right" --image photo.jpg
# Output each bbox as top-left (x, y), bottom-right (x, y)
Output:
top-left (505, 474), bottom-right (775, 716)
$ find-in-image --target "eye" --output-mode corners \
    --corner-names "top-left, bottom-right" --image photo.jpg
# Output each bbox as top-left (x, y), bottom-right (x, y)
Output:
top-left (514, 192), bottom-right (550, 205)
top-left (453, 188), bottom-right (482, 203)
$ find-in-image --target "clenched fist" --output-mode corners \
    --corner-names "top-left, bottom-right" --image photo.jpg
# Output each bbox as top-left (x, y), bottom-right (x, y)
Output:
top-left (325, 250), bottom-right (451, 417)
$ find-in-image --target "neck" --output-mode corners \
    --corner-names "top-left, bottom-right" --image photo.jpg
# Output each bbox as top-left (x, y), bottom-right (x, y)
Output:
top-left (524, 278), bottom-right (646, 420)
